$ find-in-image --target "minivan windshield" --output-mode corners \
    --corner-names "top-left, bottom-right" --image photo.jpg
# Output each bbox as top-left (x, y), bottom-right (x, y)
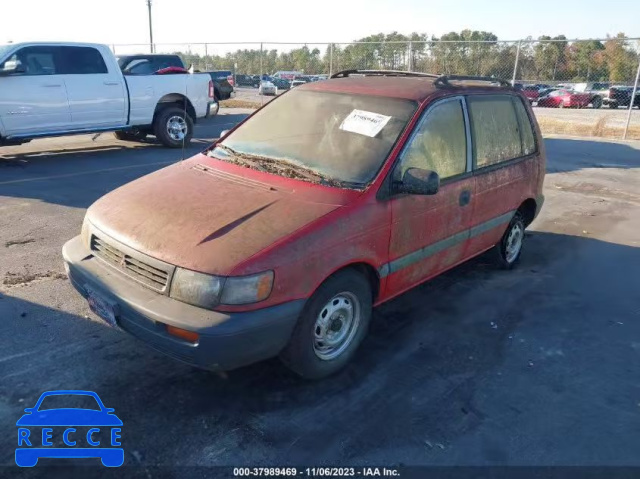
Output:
top-left (211, 89), bottom-right (417, 186)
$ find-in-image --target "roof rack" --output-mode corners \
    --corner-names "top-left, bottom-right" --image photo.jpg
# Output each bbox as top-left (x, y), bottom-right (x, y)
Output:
top-left (434, 75), bottom-right (512, 88)
top-left (330, 69), bottom-right (440, 79)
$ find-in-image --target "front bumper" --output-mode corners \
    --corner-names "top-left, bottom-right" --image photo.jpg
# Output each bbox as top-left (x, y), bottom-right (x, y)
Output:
top-left (62, 236), bottom-right (304, 371)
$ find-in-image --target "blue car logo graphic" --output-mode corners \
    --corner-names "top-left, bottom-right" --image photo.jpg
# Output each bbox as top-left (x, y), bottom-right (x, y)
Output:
top-left (16, 390), bottom-right (123, 467)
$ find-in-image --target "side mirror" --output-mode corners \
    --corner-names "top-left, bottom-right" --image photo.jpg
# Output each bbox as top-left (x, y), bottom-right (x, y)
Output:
top-left (220, 130), bottom-right (230, 137)
top-left (0, 64), bottom-right (26, 76)
top-left (395, 168), bottom-right (440, 195)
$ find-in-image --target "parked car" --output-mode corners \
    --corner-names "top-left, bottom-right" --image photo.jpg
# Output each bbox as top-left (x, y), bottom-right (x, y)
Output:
top-left (0, 43), bottom-right (216, 148)
top-left (602, 86), bottom-right (640, 109)
top-left (210, 70), bottom-right (234, 87)
top-left (521, 85), bottom-right (541, 103)
top-left (205, 72), bottom-right (234, 101)
top-left (235, 74), bottom-right (260, 87)
top-left (272, 70), bottom-right (303, 80)
top-left (536, 89), bottom-right (591, 108)
top-left (63, 71), bottom-right (545, 379)
top-left (258, 80), bottom-right (277, 96)
top-left (572, 82), bottom-right (610, 108)
top-left (270, 77), bottom-right (291, 90)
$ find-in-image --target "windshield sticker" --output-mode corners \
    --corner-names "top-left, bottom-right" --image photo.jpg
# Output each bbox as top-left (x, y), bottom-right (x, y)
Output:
top-left (339, 110), bottom-right (392, 138)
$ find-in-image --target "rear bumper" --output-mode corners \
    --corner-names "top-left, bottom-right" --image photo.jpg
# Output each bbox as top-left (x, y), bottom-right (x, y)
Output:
top-left (206, 101), bottom-right (219, 117)
top-left (62, 236), bottom-right (304, 371)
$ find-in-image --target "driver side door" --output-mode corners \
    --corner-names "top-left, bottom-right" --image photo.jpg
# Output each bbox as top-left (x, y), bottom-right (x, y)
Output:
top-left (0, 46), bottom-right (72, 137)
top-left (384, 96), bottom-right (475, 296)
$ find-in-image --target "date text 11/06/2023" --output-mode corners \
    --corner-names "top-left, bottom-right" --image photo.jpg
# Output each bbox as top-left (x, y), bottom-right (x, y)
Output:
top-left (233, 467), bottom-right (400, 476)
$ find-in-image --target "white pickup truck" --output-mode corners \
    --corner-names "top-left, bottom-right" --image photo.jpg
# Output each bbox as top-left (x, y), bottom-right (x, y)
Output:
top-left (0, 42), bottom-right (217, 148)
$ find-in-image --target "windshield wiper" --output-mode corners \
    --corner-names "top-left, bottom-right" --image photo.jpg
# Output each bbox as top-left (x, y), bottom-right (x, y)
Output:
top-left (210, 145), bottom-right (361, 189)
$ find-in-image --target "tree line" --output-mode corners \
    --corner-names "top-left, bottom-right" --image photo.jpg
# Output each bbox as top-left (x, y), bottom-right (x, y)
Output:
top-left (174, 31), bottom-right (639, 83)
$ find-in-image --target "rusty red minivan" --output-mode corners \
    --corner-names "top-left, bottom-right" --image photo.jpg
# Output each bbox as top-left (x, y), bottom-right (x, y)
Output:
top-left (63, 72), bottom-right (545, 378)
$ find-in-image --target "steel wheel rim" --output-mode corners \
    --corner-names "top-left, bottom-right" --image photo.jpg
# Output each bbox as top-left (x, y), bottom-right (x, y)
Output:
top-left (505, 223), bottom-right (523, 263)
top-left (167, 115), bottom-right (187, 141)
top-left (313, 292), bottom-right (361, 361)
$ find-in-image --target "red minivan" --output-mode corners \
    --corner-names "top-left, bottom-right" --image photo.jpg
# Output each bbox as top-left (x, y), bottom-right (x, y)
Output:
top-left (63, 72), bottom-right (545, 379)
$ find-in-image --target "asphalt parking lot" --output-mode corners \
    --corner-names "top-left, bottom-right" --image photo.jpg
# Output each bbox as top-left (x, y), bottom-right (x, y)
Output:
top-left (1, 110), bottom-right (639, 469)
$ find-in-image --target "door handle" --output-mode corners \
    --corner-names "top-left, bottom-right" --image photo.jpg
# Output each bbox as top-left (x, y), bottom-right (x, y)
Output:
top-left (459, 189), bottom-right (471, 207)
top-left (43, 84), bottom-right (62, 87)
top-left (104, 81), bottom-right (120, 86)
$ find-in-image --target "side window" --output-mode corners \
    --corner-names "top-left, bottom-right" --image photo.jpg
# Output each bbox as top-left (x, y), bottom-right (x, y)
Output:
top-left (512, 97), bottom-right (537, 156)
top-left (0, 47), bottom-right (58, 75)
top-left (395, 99), bottom-right (467, 181)
top-left (59, 47), bottom-right (108, 74)
top-left (468, 95), bottom-right (522, 168)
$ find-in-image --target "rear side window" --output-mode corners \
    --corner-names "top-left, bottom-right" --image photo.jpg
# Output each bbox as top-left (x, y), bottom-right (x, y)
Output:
top-left (468, 95), bottom-right (522, 168)
top-left (512, 98), bottom-right (536, 156)
top-left (395, 98), bottom-right (467, 181)
top-left (59, 47), bottom-right (108, 74)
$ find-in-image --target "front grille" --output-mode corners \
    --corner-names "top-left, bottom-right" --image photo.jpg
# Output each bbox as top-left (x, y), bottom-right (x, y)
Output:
top-left (91, 235), bottom-right (170, 292)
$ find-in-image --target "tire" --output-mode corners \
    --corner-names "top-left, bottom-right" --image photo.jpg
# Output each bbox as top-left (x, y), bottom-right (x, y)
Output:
top-left (609, 102), bottom-right (618, 109)
top-left (592, 96), bottom-right (602, 109)
top-left (113, 129), bottom-right (148, 142)
top-left (153, 107), bottom-right (193, 148)
top-left (280, 269), bottom-right (372, 379)
top-left (493, 211), bottom-right (525, 270)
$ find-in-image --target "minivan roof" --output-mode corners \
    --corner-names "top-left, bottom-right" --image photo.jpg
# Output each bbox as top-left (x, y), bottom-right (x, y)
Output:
top-left (299, 75), bottom-right (513, 102)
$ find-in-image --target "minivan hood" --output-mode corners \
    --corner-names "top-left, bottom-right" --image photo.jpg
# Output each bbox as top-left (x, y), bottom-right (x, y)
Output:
top-left (87, 156), bottom-right (351, 275)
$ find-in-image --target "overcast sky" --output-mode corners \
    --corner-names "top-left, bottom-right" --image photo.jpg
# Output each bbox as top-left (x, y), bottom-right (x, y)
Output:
top-left (2, 0), bottom-right (638, 48)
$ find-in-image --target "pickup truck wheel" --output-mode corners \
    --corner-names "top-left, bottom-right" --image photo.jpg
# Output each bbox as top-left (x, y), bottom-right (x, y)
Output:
top-left (592, 96), bottom-right (602, 109)
top-left (280, 269), bottom-right (372, 379)
top-left (493, 212), bottom-right (525, 270)
top-left (154, 107), bottom-right (193, 148)
top-left (113, 129), bottom-right (147, 142)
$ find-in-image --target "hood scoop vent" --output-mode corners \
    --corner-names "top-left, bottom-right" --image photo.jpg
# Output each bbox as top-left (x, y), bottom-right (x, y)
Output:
top-left (192, 164), bottom-right (279, 192)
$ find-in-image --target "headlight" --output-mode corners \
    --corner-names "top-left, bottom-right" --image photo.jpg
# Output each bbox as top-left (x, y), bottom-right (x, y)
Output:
top-left (169, 268), bottom-right (273, 309)
top-left (170, 268), bottom-right (224, 309)
top-left (220, 271), bottom-right (274, 305)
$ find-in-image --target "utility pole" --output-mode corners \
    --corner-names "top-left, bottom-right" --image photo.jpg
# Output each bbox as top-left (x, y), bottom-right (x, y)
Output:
top-left (146, 0), bottom-right (154, 53)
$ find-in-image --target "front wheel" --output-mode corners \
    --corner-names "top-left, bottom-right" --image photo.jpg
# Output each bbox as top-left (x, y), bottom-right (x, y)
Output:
top-left (592, 96), bottom-right (602, 109)
top-left (280, 269), bottom-right (372, 379)
top-left (609, 102), bottom-right (618, 109)
top-left (153, 107), bottom-right (193, 148)
top-left (493, 212), bottom-right (525, 269)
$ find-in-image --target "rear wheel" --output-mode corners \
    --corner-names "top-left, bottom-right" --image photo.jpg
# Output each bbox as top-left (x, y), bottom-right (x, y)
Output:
top-left (153, 107), bottom-right (193, 148)
top-left (280, 269), bottom-right (372, 379)
top-left (493, 212), bottom-right (525, 269)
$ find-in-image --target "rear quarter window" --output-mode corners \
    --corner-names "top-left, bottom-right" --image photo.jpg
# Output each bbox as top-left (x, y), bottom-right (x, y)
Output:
top-left (468, 95), bottom-right (523, 168)
top-left (512, 97), bottom-right (537, 156)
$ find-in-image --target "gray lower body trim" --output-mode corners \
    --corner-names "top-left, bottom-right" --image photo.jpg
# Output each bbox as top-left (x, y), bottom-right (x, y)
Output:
top-left (380, 210), bottom-right (515, 278)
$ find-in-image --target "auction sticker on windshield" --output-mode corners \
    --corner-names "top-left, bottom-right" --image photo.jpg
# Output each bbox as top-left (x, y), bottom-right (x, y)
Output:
top-left (339, 109), bottom-right (391, 137)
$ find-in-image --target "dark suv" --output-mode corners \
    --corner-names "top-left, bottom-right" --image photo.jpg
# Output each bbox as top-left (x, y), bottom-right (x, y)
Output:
top-left (235, 74), bottom-right (260, 88)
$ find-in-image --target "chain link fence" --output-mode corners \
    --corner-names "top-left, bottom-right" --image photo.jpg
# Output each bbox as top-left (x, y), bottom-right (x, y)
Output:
top-left (112, 38), bottom-right (640, 140)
